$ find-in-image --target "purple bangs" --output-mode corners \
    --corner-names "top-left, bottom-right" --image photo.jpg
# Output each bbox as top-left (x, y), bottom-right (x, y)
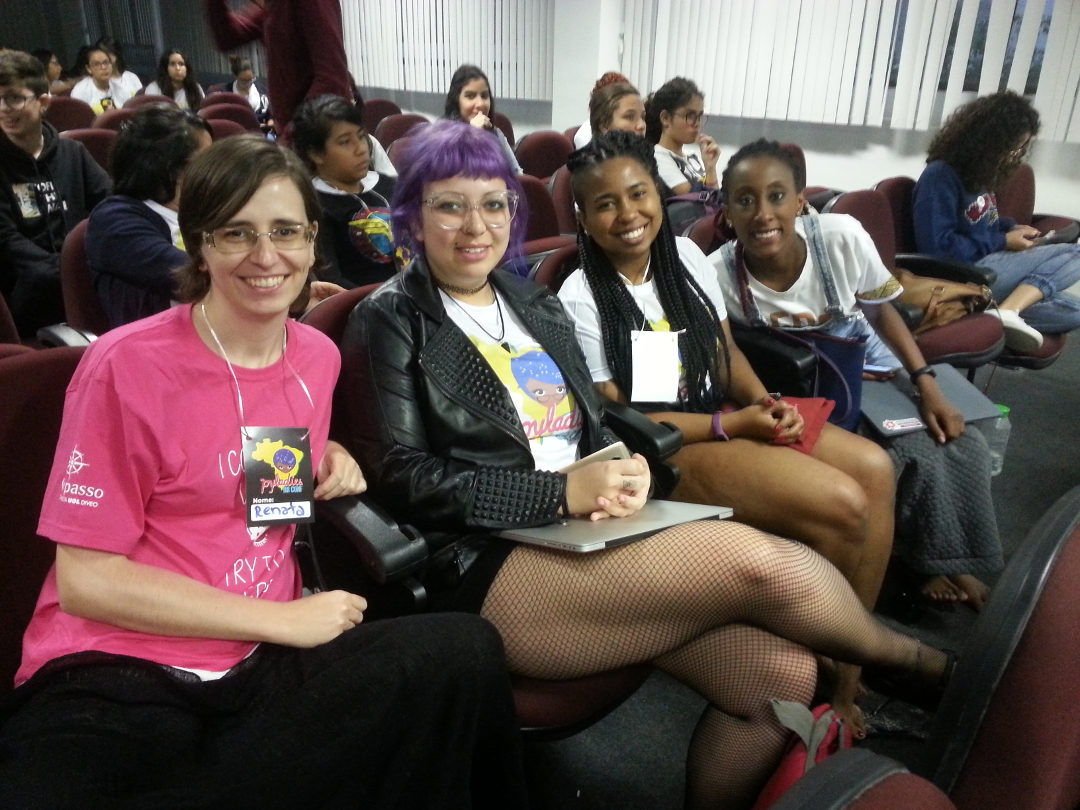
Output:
top-left (390, 120), bottom-right (528, 262)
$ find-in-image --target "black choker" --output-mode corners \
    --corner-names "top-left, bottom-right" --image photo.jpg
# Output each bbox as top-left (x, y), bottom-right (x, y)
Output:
top-left (434, 277), bottom-right (490, 296)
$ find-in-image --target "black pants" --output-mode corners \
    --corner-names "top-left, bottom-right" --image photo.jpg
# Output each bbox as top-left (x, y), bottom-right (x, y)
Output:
top-left (0, 613), bottom-right (528, 810)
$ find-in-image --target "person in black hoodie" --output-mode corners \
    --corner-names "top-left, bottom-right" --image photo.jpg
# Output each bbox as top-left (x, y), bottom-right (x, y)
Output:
top-left (0, 51), bottom-right (111, 337)
top-left (291, 94), bottom-right (397, 288)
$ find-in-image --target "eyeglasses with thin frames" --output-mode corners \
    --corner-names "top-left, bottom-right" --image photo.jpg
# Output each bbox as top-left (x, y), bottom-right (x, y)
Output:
top-left (422, 191), bottom-right (519, 231)
top-left (203, 225), bottom-right (316, 254)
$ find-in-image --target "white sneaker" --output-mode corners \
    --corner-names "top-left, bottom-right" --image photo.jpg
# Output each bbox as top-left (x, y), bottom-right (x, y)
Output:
top-left (996, 308), bottom-right (1044, 352)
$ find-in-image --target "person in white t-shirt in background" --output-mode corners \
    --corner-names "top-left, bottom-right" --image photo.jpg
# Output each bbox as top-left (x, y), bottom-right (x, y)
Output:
top-left (95, 36), bottom-right (143, 98)
top-left (70, 46), bottom-right (135, 114)
top-left (645, 76), bottom-right (719, 196)
top-left (227, 54), bottom-right (274, 133)
top-left (145, 49), bottom-right (205, 111)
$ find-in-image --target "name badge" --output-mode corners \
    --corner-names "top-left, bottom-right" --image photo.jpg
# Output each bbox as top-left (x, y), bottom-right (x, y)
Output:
top-left (630, 330), bottom-right (680, 403)
top-left (242, 427), bottom-right (315, 527)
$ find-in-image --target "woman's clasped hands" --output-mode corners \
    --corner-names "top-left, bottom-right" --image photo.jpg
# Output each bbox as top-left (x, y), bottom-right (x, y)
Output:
top-left (565, 453), bottom-right (651, 521)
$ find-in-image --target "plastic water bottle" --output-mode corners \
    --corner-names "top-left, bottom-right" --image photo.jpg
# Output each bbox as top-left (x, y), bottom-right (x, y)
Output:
top-left (985, 404), bottom-right (1011, 476)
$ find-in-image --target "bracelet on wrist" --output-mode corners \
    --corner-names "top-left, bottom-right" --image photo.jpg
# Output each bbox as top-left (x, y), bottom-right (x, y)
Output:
top-left (711, 411), bottom-right (730, 441)
top-left (909, 365), bottom-right (937, 383)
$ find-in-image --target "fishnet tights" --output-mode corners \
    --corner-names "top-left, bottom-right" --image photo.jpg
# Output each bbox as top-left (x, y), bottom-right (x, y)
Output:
top-left (481, 520), bottom-right (932, 810)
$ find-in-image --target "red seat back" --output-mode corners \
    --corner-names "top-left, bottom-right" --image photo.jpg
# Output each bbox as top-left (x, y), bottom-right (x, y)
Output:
top-left (373, 114), bottom-right (429, 148)
top-left (515, 130), bottom-right (575, 182)
top-left (995, 162), bottom-right (1036, 227)
top-left (492, 112), bottom-right (515, 147)
top-left (822, 189), bottom-right (897, 268)
top-left (548, 166), bottom-right (577, 235)
top-left (92, 107), bottom-right (134, 132)
top-left (124, 93), bottom-right (176, 110)
top-left (60, 128), bottom-right (117, 176)
top-left (874, 176), bottom-right (919, 254)
top-left (0, 346), bottom-right (87, 699)
top-left (208, 118), bottom-right (248, 141)
top-left (518, 174), bottom-right (560, 242)
top-left (530, 242), bottom-right (580, 291)
top-left (201, 91), bottom-right (250, 110)
top-left (60, 220), bottom-right (111, 335)
top-left (44, 96), bottom-right (95, 133)
top-left (363, 98), bottom-right (402, 134)
top-left (199, 102), bottom-right (260, 132)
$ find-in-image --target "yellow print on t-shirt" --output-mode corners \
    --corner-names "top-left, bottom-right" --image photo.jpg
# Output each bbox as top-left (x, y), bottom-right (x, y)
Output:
top-left (468, 337), bottom-right (583, 443)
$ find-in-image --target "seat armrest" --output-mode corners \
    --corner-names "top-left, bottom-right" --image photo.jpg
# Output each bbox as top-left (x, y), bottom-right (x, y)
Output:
top-left (36, 323), bottom-right (97, 347)
top-left (895, 254), bottom-right (996, 287)
top-left (314, 494), bottom-right (428, 584)
top-left (600, 396), bottom-right (683, 462)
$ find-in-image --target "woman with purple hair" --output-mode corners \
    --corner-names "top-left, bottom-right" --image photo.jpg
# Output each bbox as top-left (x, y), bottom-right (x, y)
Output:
top-left (339, 120), bottom-right (954, 810)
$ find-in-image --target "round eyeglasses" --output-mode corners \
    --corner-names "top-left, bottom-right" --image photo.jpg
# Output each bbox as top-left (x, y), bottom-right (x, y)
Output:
top-left (422, 191), bottom-right (519, 231)
top-left (675, 110), bottom-right (708, 126)
top-left (203, 225), bottom-right (316, 254)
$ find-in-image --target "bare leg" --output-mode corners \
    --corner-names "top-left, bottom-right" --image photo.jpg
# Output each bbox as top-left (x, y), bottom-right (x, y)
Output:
top-left (999, 282), bottom-right (1045, 312)
top-left (481, 520), bottom-right (944, 809)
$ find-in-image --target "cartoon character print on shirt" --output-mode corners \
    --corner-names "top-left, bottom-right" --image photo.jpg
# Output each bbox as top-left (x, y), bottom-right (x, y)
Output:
top-left (965, 192), bottom-right (1000, 225)
top-left (348, 206), bottom-right (394, 264)
top-left (92, 96), bottom-right (116, 115)
top-left (468, 336), bottom-right (583, 449)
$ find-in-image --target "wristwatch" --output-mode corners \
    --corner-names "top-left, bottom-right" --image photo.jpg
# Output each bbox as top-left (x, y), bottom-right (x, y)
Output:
top-left (909, 365), bottom-right (937, 382)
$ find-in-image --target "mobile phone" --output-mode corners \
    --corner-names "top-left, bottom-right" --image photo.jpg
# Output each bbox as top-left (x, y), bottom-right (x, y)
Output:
top-left (558, 441), bottom-right (630, 473)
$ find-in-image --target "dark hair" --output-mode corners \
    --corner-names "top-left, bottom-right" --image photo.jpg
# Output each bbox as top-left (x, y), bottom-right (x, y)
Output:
top-left (291, 94), bottom-right (367, 172)
top-left (94, 36), bottom-right (125, 74)
top-left (175, 136), bottom-right (322, 308)
top-left (589, 81), bottom-right (641, 136)
top-left (155, 49), bottom-right (203, 110)
top-left (112, 103), bottom-right (211, 204)
top-left (229, 54), bottom-right (253, 77)
top-left (30, 49), bottom-right (57, 76)
top-left (443, 64), bottom-right (496, 121)
top-left (69, 45), bottom-right (91, 79)
top-left (390, 119), bottom-right (527, 262)
top-left (644, 76), bottom-right (702, 144)
top-left (927, 91), bottom-right (1041, 192)
top-left (721, 138), bottom-right (806, 197)
top-left (567, 130), bottom-right (729, 411)
top-left (0, 50), bottom-right (49, 97)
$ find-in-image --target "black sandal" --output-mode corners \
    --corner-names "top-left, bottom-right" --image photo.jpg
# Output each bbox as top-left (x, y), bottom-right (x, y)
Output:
top-left (863, 643), bottom-right (958, 713)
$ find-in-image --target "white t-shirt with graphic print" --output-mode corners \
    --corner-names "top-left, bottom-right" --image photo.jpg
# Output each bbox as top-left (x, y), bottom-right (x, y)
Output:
top-left (713, 213), bottom-right (902, 329)
top-left (441, 289), bottom-right (583, 471)
top-left (654, 142), bottom-right (705, 192)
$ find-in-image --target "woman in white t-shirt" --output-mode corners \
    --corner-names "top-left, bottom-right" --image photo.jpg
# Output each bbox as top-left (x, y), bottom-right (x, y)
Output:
top-left (70, 46), bottom-right (135, 113)
top-left (573, 71), bottom-right (634, 148)
top-left (560, 131), bottom-right (901, 738)
top-left (714, 138), bottom-right (1002, 615)
top-left (645, 76), bottom-right (720, 196)
top-left (144, 49), bottom-right (204, 111)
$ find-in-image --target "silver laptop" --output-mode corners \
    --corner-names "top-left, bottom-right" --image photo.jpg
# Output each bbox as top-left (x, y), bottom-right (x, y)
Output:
top-left (861, 363), bottom-right (1002, 437)
top-left (496, 500), bottom-right (732, 553)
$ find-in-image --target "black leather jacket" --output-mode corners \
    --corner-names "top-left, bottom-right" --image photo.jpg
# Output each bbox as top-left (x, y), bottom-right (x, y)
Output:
top-left (339, 258), bottom-right (616, 560)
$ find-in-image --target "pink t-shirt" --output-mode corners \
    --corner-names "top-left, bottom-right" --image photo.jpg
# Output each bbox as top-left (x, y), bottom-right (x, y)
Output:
top-left (18, 305), bottom-right (338, 685)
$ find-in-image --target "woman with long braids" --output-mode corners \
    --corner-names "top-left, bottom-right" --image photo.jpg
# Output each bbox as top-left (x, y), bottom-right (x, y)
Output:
top-left (560, 130), bottom-right (899, 738)
top-left (341, 120), bottom-right (954, 809)
top-left (914, 90), bottom-right (1080, 350)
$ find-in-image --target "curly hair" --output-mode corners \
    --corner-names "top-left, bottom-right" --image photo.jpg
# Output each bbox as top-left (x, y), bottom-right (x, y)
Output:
top-left (926, 91), bottom-right (1040, 192)
top-left (567, 130), bottom-right (729, 411)
top-left (721, 138), bottom-right (806, 196)
top-left (644, 76), bottom-right (702, 144)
